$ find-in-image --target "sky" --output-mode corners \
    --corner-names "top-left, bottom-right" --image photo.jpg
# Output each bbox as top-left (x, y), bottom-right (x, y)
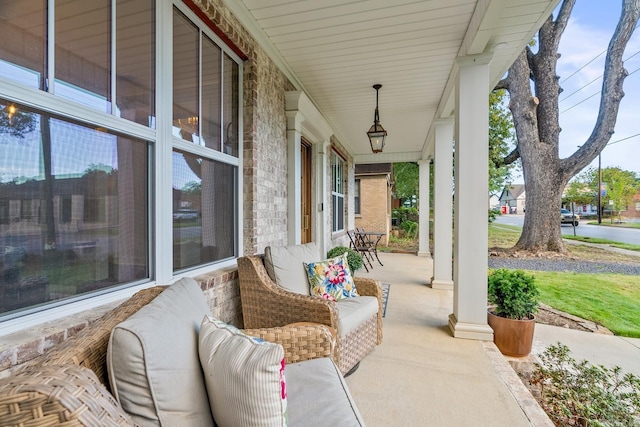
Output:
top-left (511, 0), bottom-right (640, 184)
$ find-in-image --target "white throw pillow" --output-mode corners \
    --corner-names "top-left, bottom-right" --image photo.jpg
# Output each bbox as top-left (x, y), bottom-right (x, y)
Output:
top-left (198, 316), bottom-right (288, 427)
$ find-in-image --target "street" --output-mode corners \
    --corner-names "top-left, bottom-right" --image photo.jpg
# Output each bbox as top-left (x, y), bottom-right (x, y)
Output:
top-left (493, 214), bottom-right (640, 246)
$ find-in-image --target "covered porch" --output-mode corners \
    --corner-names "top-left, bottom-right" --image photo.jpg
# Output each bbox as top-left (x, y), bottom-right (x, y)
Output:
top-left (347, 252), bottom-right (552, 426)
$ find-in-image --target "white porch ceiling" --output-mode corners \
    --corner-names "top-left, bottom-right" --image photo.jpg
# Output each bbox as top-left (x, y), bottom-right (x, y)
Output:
top-left (225, 0), bottom-right (560, 164)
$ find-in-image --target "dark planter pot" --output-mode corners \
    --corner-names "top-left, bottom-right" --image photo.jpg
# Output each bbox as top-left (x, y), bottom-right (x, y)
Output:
top-left (487, 311), bottom-right (536, 357)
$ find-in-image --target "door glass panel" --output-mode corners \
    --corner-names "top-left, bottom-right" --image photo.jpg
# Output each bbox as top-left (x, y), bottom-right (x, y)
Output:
top-left (173, 9), bottom-right (199, 143)
top-left (0, 0), bottom-right (46, 89)
top-left (55, 0), bottom-right (111, 112)
top-left (116, 0), bottom-right (156, 127)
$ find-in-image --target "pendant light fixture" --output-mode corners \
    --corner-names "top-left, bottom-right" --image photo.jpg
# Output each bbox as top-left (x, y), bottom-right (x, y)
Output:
top-left (366, 84), bottom-right (387, 153)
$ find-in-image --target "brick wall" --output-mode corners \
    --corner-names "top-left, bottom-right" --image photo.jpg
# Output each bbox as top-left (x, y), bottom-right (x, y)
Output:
top-left (0, 269), bottom-right (241, 378)
top-left (355, 176), bottom-right (390, 245)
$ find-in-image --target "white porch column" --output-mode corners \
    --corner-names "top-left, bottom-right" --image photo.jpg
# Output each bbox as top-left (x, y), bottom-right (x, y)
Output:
top-left (431, 119), bottom-right (454, 290)
top-left (417, 159), bottom-right (431, 257)
top-left (286, 112), bottom-right (303, 245)
top-left (448, 53), bottom-right (494, 341)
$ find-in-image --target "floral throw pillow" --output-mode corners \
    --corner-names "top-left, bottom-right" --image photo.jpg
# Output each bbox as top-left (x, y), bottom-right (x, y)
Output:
top-left (304, 253), bottom-right (358, 301)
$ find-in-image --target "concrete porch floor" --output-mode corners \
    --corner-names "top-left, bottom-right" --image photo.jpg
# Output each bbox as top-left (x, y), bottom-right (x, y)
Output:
top-left (346, 252), bottom-right (552, 427)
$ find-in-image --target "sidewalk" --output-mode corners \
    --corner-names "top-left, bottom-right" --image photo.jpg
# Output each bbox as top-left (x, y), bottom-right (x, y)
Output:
top-left (533, 324), bottom-right (640, 376)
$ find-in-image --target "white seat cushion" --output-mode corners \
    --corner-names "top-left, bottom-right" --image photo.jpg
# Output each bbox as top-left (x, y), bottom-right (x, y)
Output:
top-left (107, 278), bottom-right (215, 427)
top-left (336, 296), bottom-right (379, 337)
top-left (264, 242), bottom-right (320, 295)
top-left (285, 358), bottom-right (365, 427)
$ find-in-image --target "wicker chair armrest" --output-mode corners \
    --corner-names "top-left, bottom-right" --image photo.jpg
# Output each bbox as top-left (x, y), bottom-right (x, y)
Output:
top-left (354, 277), bottom-right (382, 299)
top-left (243, 323), bottom-right (336, 364)
top-left (0, 364), bottom-right (134, 427)
top-left (238, 256), bottom-right (339, 329)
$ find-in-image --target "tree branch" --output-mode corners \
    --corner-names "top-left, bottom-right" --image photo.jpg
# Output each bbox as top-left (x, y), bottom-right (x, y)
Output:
top-left (562, 0), bottom-right (640, 179)
top-left (494, 77), bottom-right (509, 91)
top-left (552, 0), bottom-right (576, 48)
top-left (501, 146), bottom-right (521, 167)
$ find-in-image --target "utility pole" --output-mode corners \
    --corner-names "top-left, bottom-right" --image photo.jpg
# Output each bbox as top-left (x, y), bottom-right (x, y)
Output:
top-left (597, 153), bottom-right (602, 224)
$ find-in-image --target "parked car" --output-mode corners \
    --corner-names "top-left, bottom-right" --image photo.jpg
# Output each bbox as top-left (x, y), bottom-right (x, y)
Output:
top-left (173, 209), bottom-right (200, 221)
top-left (560, 209), bottom-right (580, 226)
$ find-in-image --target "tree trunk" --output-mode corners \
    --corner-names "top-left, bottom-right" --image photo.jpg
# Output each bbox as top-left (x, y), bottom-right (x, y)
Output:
top-left (498, 0), bottom-right (640, 253)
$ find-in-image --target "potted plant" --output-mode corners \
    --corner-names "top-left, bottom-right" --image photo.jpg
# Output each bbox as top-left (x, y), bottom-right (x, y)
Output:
top-left (487, 269), bottom-right (539, 357)
top-left (327, 246), bottom-right (363, 273)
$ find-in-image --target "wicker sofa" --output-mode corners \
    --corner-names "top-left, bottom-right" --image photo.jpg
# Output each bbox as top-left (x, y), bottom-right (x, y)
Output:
top-left (237, 243), bottom-right (383, 375)
top-left (0, 278), bottom-right (366, 426)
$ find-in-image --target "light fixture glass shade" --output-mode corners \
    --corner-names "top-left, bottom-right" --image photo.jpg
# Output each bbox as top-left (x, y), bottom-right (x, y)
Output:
top-left (367, 122), bottom-right (387, 153)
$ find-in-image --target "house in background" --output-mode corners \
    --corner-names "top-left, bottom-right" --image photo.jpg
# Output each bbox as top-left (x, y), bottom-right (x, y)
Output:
top-left (499, 184), bottom-right (526, 214)
top-left (355, 163), bottom-right (393, 246)
top-left (489, 193), bottom-right (500, 210)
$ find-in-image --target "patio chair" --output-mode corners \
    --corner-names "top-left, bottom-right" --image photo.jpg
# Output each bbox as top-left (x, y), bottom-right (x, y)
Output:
top-left (237, 244), bottom-right (383, 375)
top-left (347, 229), bottom-right (375, 272)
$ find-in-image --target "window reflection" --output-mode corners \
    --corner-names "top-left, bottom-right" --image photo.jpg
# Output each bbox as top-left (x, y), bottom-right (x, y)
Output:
top-left (55, 0), bottom-right (111, 112)
top-left (116, 0), bottom-right (156, 127)
top-left (173, 150), bottom-right (236, 270)
top-left (0, 0), bottom-right (46, 89)
top-left (0, 99), bottom-right (149, 316)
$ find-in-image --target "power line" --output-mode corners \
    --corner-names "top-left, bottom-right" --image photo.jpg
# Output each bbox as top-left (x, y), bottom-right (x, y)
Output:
top-left (559, 50), bottom-right (640, 103)
top-left (607, 133), bottom-right (640, 146)
top-left (560, 50), bottom-right (606, 84)
top-left (560, 21), bottom-right (640, 85)
top-left (560, 63), bottom-right (640, 113)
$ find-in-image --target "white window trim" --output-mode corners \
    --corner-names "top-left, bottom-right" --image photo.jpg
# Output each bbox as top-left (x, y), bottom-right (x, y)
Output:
top-left (0, 0), bottom-right (244, 336)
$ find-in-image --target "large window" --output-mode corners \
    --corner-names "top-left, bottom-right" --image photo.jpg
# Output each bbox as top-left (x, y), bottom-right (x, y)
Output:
top-left (171, 7), bottom-right (239, 271)
top-left (0, 1), bottom-right (242, 320)
top-left (331, 152), bottom-right (345, 233)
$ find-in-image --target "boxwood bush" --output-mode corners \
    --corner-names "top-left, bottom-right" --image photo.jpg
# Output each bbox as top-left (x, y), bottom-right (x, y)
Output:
top-left (327, 246), bottom-right (363, 273)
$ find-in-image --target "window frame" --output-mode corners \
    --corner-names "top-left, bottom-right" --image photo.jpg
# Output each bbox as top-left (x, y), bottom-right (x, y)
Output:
top-left (0, 0), bottom-right (243, 335)
top-left (331, 151), bottom-right (345, 233)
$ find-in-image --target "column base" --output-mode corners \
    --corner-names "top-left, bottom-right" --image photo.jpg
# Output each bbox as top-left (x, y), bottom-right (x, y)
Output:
top-left (430, 278), bottom-right (453, 290)
top-left (417, 251), bottom-right (432, 258)
top-left (448, 313), bottom-right (494, 341)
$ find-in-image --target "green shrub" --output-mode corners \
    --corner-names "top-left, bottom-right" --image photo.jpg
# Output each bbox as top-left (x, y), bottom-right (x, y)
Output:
top-left (401, 220), bottom-right (418, 239)
top-left (488, 269), bottom-right (539, 320)
top-left (327, 246), bottom-right (363, 272)
top-left (530, 343), bottom-right (640, 426)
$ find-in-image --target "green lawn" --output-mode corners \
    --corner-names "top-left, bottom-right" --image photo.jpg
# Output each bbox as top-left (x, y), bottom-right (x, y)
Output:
top-left (528, 270), bottom-right (640, 338)
top-left (488, 223), bottom-right (640, 337)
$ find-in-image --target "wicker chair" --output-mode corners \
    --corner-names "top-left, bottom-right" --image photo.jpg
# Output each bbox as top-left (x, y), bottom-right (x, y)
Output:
top-left (238, 255), bottom-right (383, 375)
top-left (0, 285), bottom-right (336, 427)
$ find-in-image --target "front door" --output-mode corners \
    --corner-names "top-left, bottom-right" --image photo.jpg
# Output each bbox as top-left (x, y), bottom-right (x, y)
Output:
top-left (301, 140), bottom-right (312, 243)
